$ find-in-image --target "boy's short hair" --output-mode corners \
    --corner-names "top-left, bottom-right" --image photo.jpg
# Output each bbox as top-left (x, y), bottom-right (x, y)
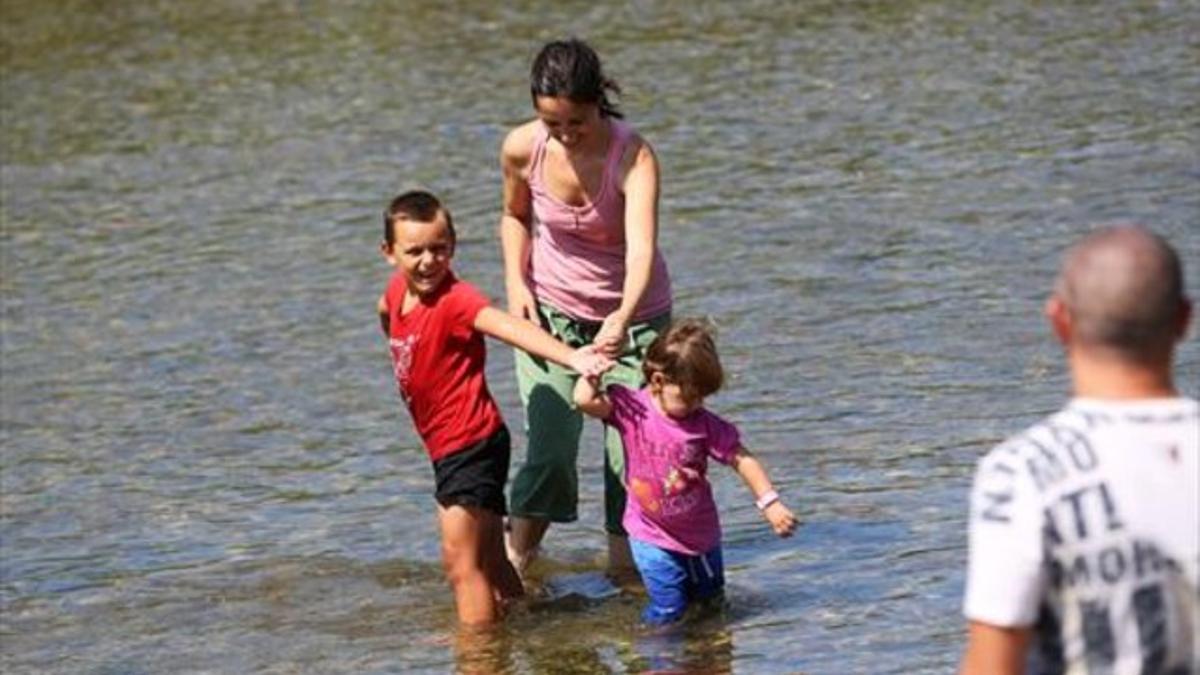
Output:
top-left (383, 190), bottom-right (456, 247)
top-left (642, 318), bottom-right (724, 397)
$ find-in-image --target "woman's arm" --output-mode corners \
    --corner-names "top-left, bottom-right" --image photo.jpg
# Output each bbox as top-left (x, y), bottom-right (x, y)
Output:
top-left (499, 124), bottom-right (538, 322)
top-left (572, 374), bottom-right (613, 419)
top-left (595, 139), bottom-right (660, 355)
top-left (730, 447), bottom-right (797, 537)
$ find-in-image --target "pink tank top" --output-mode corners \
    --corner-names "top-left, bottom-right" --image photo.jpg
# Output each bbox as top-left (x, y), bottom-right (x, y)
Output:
top-left (527, 119), bottom-right (672, 322)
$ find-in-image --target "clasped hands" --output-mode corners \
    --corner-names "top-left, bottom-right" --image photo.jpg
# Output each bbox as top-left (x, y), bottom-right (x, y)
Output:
top-left (569, 310), bottom-right (630, 378)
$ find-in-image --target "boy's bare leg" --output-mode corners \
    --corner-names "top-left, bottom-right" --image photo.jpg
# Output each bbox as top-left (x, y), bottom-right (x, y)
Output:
top-left (454, 622), bottom-right (507, 675)
top-left (438, 504), bottom-right (499, 625)
top-left (607, 532), bottom-right (640, 584)
top-left (482, 512), bottom-right (523, 603)
top-left (505, 516), bottom-right (548, 578)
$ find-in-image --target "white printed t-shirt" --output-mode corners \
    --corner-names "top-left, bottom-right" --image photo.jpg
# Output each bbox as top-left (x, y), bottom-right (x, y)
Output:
top-left (964, 397), bottom-right (1199, 674)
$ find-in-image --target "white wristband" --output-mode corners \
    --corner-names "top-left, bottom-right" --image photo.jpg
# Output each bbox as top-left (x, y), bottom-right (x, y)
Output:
top-left (755, 489), bottom-right (780, 511)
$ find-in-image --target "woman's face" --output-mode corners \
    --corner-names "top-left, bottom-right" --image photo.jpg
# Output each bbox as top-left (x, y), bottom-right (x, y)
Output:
top-left (534, 96), bottom-right (602, 150)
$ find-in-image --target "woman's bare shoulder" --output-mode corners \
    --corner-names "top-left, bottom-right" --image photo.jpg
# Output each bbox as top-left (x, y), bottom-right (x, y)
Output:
top-left (501, 120), bottom-right (540, 167)
top-left (619, 128), bottom-right (658, 180)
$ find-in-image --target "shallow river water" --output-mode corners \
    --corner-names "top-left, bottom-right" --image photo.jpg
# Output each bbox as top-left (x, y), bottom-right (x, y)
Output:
top-left (2, 1), bottom-right (1198, 673)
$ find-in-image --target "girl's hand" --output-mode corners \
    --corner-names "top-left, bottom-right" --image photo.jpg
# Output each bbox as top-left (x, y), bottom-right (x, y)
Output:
top-left (506, 279), bottom-right (538, 323)
top-left (763, 502), bottom-right (797, 537)
top-left (568, 345), bottom-right (614, 379)
top-left (593, 311), bottom-right (630, 358)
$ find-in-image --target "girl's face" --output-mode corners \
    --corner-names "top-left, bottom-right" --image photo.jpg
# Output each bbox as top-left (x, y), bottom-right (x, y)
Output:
top-left (534, 96), bottom-right (603, 151)
top-left (649, 373), bottom-right (704, 420)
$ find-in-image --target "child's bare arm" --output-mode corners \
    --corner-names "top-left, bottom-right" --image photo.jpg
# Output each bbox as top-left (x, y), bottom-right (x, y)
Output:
top-left (573, 374), bottom-right (613, 419)
top-left (474, 306), bottom-right (611, 377)
top-left (378, 293), bottom-right (389, 336)
top-left (730, 447), bottom-right (797, 537)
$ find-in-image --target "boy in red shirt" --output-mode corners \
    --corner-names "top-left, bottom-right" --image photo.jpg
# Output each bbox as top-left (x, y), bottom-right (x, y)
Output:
top-left (377, 190), bottom-right (611, 625)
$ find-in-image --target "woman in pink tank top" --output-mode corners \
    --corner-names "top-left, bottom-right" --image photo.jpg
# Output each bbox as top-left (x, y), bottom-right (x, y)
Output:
top-left (499, 39), bottom-right (673, 583)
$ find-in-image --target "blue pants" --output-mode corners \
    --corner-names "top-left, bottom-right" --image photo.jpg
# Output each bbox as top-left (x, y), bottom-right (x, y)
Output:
top-left (630, 539), bottom-right (725, 625)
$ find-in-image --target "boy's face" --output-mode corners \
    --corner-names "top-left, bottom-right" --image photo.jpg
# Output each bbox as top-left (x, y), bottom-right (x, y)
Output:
top-left (382, 213), bottom-right (455, 298)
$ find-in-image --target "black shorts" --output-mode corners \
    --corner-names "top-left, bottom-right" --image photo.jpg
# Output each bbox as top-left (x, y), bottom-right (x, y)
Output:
top-left (431, 425), bottom-right (510, 516)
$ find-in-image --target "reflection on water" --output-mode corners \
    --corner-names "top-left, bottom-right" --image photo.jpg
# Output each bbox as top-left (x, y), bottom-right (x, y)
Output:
top-left (2, 0), bottom-right (1198, 672)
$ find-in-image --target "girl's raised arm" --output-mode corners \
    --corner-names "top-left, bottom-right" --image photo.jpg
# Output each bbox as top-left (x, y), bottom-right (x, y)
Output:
top-left (572, 374), bottom-right (613, 420)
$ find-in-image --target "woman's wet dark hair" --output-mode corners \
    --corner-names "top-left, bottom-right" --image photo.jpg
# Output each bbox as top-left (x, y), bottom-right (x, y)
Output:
top-left (530, 38), bottom-right (623, 119)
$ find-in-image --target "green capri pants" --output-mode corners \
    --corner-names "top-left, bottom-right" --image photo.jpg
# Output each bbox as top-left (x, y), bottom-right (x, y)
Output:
top-left (508, 303), bottom-right (670, 534)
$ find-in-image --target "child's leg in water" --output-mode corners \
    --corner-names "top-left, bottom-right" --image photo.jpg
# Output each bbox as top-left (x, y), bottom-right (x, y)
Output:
top-left (438, 503), bottom-right (503, 625)
top-left (629, 539), bottom-right (691, 625)
top-left (630, 539), bottom-right (726, 626)
top-left (689, 546), bottom-right (725, 607)
top-left (481, 510), bottom-right (523, 604)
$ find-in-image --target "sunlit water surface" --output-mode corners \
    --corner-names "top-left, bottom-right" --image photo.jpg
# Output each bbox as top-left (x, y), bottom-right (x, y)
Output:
top-left (2, 1), bottom-right (1197, 672)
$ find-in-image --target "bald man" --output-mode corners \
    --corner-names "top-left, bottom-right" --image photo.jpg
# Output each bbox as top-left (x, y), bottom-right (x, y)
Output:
top-left (960, 225), bottom-right (1198, 674)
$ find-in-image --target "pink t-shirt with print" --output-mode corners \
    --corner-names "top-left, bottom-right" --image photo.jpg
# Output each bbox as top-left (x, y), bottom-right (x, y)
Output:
top-left (605, 384), bottom-right (741, 555)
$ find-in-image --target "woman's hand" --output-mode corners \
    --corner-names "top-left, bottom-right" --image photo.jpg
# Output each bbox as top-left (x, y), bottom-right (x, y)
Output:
top-left (593, 311), bottom-right (630, 357)
top-left (506, 278), bottom-right (538, 323)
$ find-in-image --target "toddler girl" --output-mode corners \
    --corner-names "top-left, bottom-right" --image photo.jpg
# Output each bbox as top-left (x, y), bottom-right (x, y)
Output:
top-left (574, 318), bottom-right (797, 625)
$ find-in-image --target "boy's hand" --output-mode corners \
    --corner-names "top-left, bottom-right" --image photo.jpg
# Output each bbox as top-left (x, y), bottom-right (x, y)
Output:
top-left (568, 345), bottom-right (614, 379)
top-left (763, 502), bottom-right (797, 537)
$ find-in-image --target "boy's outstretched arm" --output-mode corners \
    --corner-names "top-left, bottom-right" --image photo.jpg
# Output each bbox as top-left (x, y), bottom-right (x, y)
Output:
top-left (474, 306), bottom-right (611, 378)
top-left (730, 448), bottom-right (797, 537)
top-left (573, 374), bottom-right (613, 419)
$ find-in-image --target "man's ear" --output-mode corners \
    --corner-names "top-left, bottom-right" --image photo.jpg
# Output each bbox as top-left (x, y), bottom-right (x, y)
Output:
top-left (380, 240), bottom-right (396, 265)
top-left (1045, 294), bottom-right (1071, 346)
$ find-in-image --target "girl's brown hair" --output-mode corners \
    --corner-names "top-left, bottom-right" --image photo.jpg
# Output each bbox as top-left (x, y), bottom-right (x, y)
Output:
top-left (642, 318), bottom-right (724, 397)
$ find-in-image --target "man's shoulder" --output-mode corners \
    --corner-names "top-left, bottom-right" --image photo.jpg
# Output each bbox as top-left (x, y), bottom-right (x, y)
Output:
top-left (976, 397), bottom-right (1200, 493)
top-left (1065, 396), bottom-right (1199, 426)
top-left (972, 405), bottom-right (1093, 503)
top-left (985, 398), bottom-right (1200, 459)
top-left (979, 406), bottom-right (1075, 464)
